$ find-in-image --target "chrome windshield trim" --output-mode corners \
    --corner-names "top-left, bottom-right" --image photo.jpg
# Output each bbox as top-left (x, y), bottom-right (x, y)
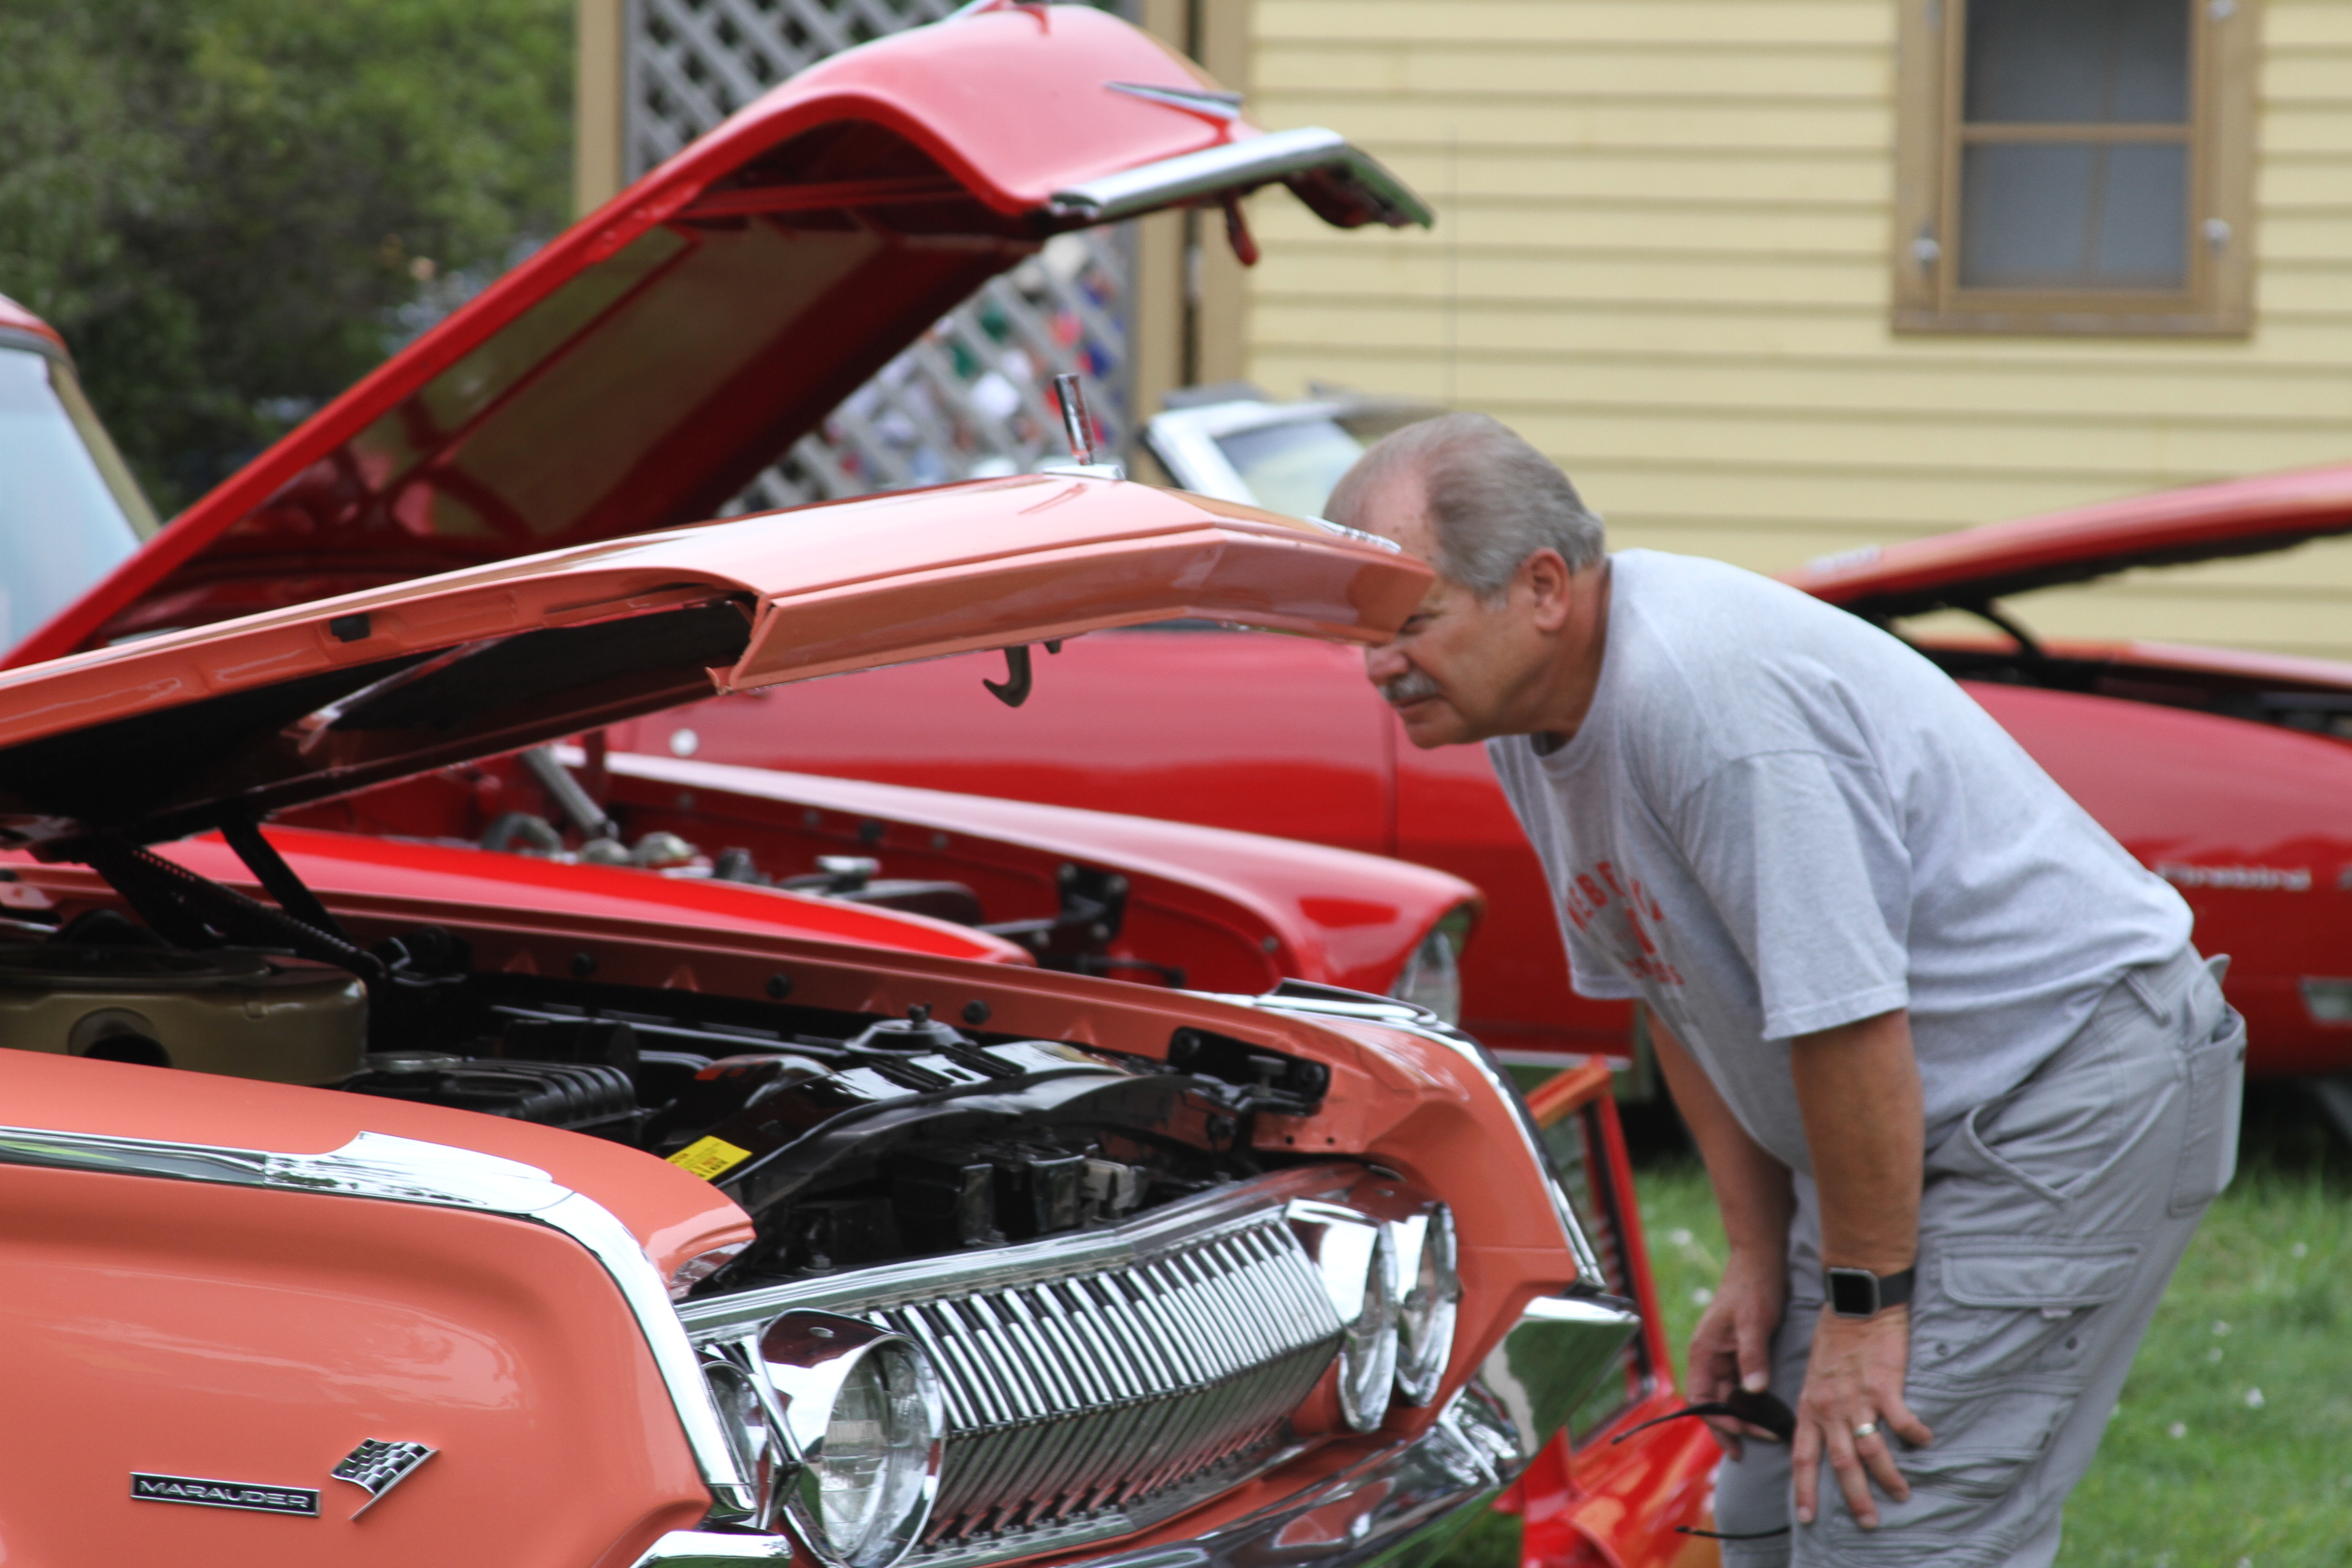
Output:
top-left (0, 1124), bottom-right (757, 1518)
top-left (1192, 993), bottom-right (1609, 1289)
top-left (1047, 127), bottom-right (1432, 228)
top-left (677, 1164), bottom-right (1359, 1344)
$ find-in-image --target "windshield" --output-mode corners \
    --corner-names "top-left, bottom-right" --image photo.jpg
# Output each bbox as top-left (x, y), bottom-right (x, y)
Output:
top-left (0, 345), bottom-right (158, 652)
top-left (1214, 417), bottom-right (1370, 520)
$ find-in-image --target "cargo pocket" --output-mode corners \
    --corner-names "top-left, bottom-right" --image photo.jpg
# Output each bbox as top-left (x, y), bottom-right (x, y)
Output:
top-left (1910, 1241), bottom-right (2141, 1384)
top-left (2169, 1008), bottom-right (2247, 1217)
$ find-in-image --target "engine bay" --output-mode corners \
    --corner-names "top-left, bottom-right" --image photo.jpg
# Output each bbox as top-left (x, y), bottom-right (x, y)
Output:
top-left (0, 887), bottom-right (1334, 1296)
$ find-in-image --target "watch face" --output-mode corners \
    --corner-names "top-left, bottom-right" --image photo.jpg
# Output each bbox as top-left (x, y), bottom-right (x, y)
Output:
top-left (1828, 1269), bottom-right (1878, 1318)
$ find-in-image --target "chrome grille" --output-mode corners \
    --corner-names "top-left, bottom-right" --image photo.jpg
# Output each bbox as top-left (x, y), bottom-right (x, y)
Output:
top-left (880, 1214), bottom-right (1342, 1563)
top-left (680, 1172), bottom-right (1361, 1568)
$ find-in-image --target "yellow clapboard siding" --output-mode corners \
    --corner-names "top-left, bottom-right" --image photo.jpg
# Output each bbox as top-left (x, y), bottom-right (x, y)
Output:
top-left (1452, 412), bottom-right (2342, 485)
top-left (1256, 148), bottom-right (1896, 205)
top-left (2260, 1), bottom-right (2352, 50)
top-left (1243, 0), bottom-right (2352, 661)
top-left (1561, 460), bottom-right (2161, 532)
top-left (1561, 465), bottom-right (2144, 536)
top-left (1249, 343), bottom-right (2352, 425)
top-left (1252, 42), bottom-right (1886, 99)
top-left (2249, 106), bottom-right (2352, 155)
top-left (1250, 298), bottom-right (2352, 366)
top-left (1256, 1), bottom-right (1890, 48)
top-left (1252, 205), bottom-right (1886, 258)
top-left (1240, 96), bottom-right (1893, 151)
top-left (1254, 242), bottom-right (2352, 316)
top-left (2255, 49), bottom-right (2352, 99)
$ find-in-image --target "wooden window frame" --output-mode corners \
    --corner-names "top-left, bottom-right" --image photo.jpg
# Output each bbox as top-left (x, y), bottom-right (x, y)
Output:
top-left (1893, 0), bottom-right (2259, 337)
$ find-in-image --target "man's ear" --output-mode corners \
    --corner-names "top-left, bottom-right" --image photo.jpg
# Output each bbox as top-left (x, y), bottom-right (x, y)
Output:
top-left (1520, 549), bottom-right (1574, 632)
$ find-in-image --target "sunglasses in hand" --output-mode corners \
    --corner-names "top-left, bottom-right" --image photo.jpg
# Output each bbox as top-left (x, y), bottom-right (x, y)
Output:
top-left (1609, 1384), bottom-right (1797, 1446)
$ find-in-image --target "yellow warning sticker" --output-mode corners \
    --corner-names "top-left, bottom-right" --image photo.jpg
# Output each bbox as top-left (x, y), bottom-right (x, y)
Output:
top-left (666, 1136), bottom-right (754, 1181)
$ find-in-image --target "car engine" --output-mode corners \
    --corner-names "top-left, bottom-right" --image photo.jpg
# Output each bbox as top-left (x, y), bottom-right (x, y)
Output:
top-left (0, 908), bottom-right (1331, 1295)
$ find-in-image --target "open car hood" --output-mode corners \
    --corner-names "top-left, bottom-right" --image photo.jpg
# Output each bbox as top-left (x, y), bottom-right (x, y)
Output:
top-left (0, 476), bottom-right (1426, 854)
top-left (1783, 460), bottom-right (2352, 620)
top-left (11, 3), bottom-right (1426, 668)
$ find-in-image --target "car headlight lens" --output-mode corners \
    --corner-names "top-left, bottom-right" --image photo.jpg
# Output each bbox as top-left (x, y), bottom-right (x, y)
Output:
top-left (1391, 1205), bottom-right (1460, 1406)
top-left (1389, 911), bottom-right (1469, 1024)
top-left (760, 1312), bottom-right (945, 1568)
top-left (1289, 1200), bottom-right (1399, 1431)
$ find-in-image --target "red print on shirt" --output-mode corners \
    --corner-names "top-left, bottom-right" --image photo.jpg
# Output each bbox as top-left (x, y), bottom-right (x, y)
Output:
top-left (1562, 859), bottom-right (1684, 986)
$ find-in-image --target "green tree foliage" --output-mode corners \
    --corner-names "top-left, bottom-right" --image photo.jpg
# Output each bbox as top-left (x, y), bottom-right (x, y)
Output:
top-left (0, 0), bottom-right (571, 513)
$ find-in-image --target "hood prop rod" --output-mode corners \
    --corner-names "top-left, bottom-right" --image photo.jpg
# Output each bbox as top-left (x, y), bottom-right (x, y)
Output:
top-left (78, 838), bottom-right (386, 985)
top-left (220, 815), bottom-right (353, 945)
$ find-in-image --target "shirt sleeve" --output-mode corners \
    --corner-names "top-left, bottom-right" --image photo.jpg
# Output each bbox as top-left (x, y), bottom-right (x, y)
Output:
top-left (1672, 750), bottom-right (1912, 1041)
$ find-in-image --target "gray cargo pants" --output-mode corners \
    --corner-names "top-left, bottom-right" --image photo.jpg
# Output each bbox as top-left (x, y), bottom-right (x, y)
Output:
top-left (1712, 947), bottom-right (2246, 1568)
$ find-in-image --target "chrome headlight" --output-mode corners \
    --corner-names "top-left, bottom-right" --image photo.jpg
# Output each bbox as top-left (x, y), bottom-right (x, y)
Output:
top-left (1289, 1200), bottom-right (1399, 1431)
top-left (1390, 1204), bottom-right (1460, 1406)
top-left (760, 1311), bottom-right (946, 1568)
top-left (1389, 910), bottom-right (1469, 1024)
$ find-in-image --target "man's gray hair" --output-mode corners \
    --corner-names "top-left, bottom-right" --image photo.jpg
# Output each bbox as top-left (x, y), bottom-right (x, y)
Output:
top-left (1327, 413), bottom-right (1605, 600)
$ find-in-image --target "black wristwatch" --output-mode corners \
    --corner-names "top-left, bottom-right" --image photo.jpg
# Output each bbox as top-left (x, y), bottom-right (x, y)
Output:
top-left (1826, 1265), bottom-right (1916, 1319)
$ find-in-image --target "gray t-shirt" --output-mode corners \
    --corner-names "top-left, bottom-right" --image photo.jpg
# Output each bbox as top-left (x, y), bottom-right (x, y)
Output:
top-left (1489, 550), bottom-right (2192, 1173)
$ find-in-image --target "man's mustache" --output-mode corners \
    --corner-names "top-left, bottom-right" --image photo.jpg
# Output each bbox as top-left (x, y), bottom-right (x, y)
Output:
top-left (1381, 668), bottom-right (1444, 708)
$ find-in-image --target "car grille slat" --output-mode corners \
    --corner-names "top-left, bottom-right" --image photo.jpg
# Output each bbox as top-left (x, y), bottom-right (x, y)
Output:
top-left (863, 1210), bottom-right (1343, 1566)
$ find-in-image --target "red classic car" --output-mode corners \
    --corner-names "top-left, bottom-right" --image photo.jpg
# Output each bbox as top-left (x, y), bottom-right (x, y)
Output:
top-left (0, 3), bottom-right (1480, 1011)
top-left (684, 388), bottom-right (2352, 1106)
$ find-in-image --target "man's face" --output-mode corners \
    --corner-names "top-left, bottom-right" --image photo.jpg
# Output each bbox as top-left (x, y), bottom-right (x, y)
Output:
top-left (1353, 475), bottom-right (1553, 749)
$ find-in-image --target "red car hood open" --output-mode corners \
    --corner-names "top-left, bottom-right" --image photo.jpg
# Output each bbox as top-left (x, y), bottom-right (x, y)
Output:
top-left (1782, 460), bottom-right (2352, 620)
top-left (12, 3), bottom-right (1426, 668)
top-left (0, 475), bottom-right (1426, 855)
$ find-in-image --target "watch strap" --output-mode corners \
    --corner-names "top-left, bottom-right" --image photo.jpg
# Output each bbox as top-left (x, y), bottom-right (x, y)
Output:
top-left (1825, 1265), bottom-right (1916, 1318)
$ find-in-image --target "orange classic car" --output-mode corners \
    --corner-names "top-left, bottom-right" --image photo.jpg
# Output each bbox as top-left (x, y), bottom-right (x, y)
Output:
top-left (0, 456), bottom-right (1715, 1568)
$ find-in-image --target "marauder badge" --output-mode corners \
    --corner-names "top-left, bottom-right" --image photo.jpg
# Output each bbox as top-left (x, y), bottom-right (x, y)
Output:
top-left (130, 1472), bottom-right (320, 1516)
top-left (330, 1439), bottom-right (437, 1517)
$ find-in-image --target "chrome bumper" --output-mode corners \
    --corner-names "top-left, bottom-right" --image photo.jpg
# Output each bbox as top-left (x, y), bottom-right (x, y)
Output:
top-left (630, 1289), bottom-right (1639, 1568)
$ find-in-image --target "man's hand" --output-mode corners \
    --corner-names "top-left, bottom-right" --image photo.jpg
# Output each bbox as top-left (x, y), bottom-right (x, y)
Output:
top-left (1686, 1248), bottom-right (1788, 1457)
top-left (1792, 1307), bottom-right (1934, 1529)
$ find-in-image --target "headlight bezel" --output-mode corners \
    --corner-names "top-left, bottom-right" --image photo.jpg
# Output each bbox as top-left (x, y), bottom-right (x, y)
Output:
top-left (1288, 1199), bottom-right (1401, 1432)
top-left (759, 1310), bottom-right (946, 1568)
top-left (1389, 1203), bottom-right (1460, 1406)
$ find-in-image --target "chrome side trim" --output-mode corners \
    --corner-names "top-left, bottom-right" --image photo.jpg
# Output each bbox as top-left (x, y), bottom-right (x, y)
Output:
top-left (678, 1164), bottom-right (1359, 1343)
top-left (1047, 127), bottom-right (1432, 228)
top-left (1194, 993), bottom-right (1610, 1289)
top-left (0, 1125), bottom-right (757, 1519)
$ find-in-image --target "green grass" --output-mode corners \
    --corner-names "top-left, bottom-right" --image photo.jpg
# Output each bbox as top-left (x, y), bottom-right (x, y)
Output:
top-left (1438, 1086), bottom-right (2352, 1568)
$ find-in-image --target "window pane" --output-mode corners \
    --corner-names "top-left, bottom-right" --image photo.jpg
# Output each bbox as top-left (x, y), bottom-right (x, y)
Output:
top-left (1965, 0), bottom-right (2190, 124)
top-left (2095, 142), bottom-right (2191, 286)
top-left (1959, 142), bottom-right (2187, 289)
